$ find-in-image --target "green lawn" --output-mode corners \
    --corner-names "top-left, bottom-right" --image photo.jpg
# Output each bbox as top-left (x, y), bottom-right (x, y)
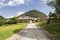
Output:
top-left (0, 23), bottom-right (27, 40)
top-left (38, 22), bottom-right (60, 40)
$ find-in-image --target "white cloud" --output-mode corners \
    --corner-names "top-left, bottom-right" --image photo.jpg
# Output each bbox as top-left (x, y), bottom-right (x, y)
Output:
top-left (13, 0), bottom-right (24, 4)
top-left (7, 0), bottom-right (25, 6)
top-left (8, 1), bottom-right (15, 6)
top-left (0, 2), bottom-right (4, 6)
top-left (0, 0), bottom-right (36, 6)
top-left (42, 0), bottom-right (53, 2)
top-left (0, 0), bottom-right (5, 2)
top-left (39, 0), bottom-right (49, 4)
top-left (7, 16), bottom-right (14, 18)
top-left (17, 11), bottom-right (25, 16)
top-left (0, 0), bottom-right (25, 6)
top-left (42, 0), bottom-right (48, 2)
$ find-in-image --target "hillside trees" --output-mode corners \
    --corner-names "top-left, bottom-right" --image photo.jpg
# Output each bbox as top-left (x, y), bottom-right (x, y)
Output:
top-left (0, 15), bottom-right (19, 26)
top-left (7, 17), bottom-right (18, 24)
top-left (20, 10), bottom-right (47, 18)
top-left (0, 15), bottom-right (6, 26)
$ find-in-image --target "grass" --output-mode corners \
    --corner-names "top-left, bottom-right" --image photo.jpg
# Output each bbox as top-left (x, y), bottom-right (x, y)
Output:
top-left (0, 23), bottom-right (28, 40)
top-left (38, 22), bottom-right (60, 40)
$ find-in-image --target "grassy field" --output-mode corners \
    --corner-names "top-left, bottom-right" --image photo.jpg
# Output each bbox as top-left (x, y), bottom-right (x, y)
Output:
top-left (0, 23), bottom-right (27, 40)
top-left (38, 22), bottom-right (60, 40)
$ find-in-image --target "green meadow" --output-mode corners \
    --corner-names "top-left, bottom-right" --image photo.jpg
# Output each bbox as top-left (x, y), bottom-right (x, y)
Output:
top-left (0, 23), bottom-right (27, 40)
top-left (37, 22), bottom-right (60, 40)
top-left (38, 22), bottom-right (60, 40)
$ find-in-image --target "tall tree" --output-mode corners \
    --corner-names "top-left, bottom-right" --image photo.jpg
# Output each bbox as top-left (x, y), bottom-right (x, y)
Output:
top-left (47, 12), bottom-right (53, 24)
top-left (52, 13), bottom-right (59, 17)
top-left (49, 11), bottom-right (53, 18)
top-left (48, 0), bottom-right (60, 15)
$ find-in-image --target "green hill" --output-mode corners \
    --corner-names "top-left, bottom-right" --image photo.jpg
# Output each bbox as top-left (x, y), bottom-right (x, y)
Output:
top-left (0, 15), bottom-right (5, 20)
top-left (19, 10), bottom-right (47, 18)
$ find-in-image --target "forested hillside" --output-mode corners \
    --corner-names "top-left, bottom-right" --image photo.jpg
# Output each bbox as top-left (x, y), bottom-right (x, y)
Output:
top-left (19, 10), bottom-right (47, 18)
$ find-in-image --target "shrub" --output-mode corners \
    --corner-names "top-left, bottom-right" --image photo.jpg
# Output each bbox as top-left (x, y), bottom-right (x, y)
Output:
top-left (19, 20), bottom-right (29, 23)
top-left (0, 20), bottom-right (6, 26)
top-left (6, 17), bottom-right (18, 24)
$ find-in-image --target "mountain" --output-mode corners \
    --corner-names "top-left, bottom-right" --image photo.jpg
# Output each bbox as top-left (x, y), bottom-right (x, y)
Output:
top-left (0, 15), bottom-right (5, 20)
top-left (19, 10), bottom-right (47, 18)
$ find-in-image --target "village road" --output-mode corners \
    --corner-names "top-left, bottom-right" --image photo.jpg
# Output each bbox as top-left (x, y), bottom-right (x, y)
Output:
top-left (6, 23), bottom-right (51, 40)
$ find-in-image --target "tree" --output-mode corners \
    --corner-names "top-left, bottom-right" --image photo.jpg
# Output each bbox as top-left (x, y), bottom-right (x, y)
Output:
top-left (0, 20), bottom-right (6, 26)
top-left (0, 15), bottom-right (6, 26)
top-left (49, 12), bottom-right (53, 17)
top-left (47, 12), bottom-right (53, 24)
top-left (52, 13), bottom-right (59, 17)
top-left (49, 11), bottom-right (59, 18)
top-left (7, 17), bottom-right (18, 24)
top-left (48, 0), bottom-right (60, 15)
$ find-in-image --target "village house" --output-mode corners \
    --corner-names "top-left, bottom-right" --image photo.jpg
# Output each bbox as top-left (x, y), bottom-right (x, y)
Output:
top-left (18, 16), bottom-right (48, 22)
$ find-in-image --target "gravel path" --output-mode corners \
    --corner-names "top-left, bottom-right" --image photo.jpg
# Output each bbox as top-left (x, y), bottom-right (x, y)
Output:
top-left (6, 23), bottom-right (51, 40)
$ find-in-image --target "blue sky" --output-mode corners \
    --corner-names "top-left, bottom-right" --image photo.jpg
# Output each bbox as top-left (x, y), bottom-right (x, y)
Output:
top-left (0, 0), bottom-right (55, 18)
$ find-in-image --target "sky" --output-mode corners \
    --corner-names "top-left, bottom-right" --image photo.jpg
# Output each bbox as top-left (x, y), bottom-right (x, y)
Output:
top-left (0, 0), bottom-right (55, 18)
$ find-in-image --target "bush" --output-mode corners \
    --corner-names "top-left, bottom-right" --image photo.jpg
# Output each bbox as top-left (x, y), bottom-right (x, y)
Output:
top-left (6, 17), bottom-right (18, 24)
top-left (19, 20), bottom-right (29, 23)
top-left (47, 18), bottom-right (60, 24)
top-left (0, 20), bottom-right (6, 26)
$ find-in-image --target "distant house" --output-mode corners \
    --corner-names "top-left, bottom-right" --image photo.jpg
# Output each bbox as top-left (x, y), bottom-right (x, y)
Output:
top-left (18, 16), bottom-right (48, 22)
top-left (37, 16), bottom-right (48, 21)
top-left (19, 16), bottom-right (38, 20)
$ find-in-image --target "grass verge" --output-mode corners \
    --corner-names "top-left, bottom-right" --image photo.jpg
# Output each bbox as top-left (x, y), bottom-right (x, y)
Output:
top-left (0, 23), bottom-right (27, 40)
top-left (38, 22), bottom-right (60, 40)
